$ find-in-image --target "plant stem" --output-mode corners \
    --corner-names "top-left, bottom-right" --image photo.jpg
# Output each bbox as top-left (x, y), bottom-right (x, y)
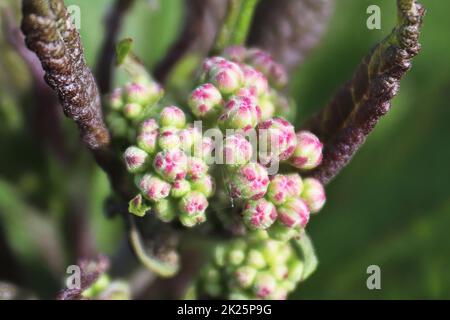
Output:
top-left (214, 0), bottom-right (260, 53)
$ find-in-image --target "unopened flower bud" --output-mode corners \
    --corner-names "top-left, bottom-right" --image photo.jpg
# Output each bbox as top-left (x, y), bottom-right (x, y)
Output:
top-left (170, 180), bottom-right (191, 198)
top-left (160, 106), bottom-right (186, 129)
top-left (229, 163), bottom-right (269, 200)
top-left (277, 198), bottom-right (310, 229)
top-left (128, 194), bottom-right (151, 217)
top-left (125, 82), bottom-right (162, 106)
top-left (203, 266), bottom-right (222, 297)
top-left (270, 287), bottom-right (288, 300)
top-left (243, 199), bottom-right (277, 230)
top-left (287, 259), bottom-right (304, 284)
top-left (209, 60), bottom-right (244, 95)
top-left (234, 266), bottom-right (257, 289)
top-left (301, 178), bottom-right (326, 213)
top-left (140, 118), bottom-right (159, 134)
top-left (154, 199), bottom-right (177, 222)
top-left (267, 221), bottom-right (299, 242)
top-left (202, 56), bottom-right (227, 74)
top-left (213, 245), bottom-right (227, 267)
top-left (138, 174), bottom-right (171, 202)
top-left (221, 134), bottom-right (253, 167)
top-left (223, 46), bottom-right (248, 62)
top-left (158, 127), bottom-right (181, 150)
top-left (188, 84), bottom-right (223, 120)
top-left (218, 96), bottom-right (261, 131)
top-left (187, 157), bottom-right (208, 180)
top-left (240, 64), bottom-right (269, 96)
top-left (228, 247), bottom-right (245, 266)
top-left (123, 103), bottom-right (143, 120)
top-left (289, 131), bottom-right (323, 170)
top-left (124, 146), bottom-right (149, 173)
top-left (153, 149), bottom-right (188, 181)
top-left (191, 175), bottom-right (215, 198)
top-left (246, 249), bottom-right (267, 269)
top-left (107, 88), bottom-right (124, 111)
top-left (258, 96), bottom-right (276, 121)
top-left (253, 272), bottom-right (276, 299)
top-left (179, 191), bottom-right (208, 217)
top-left (137, 131), bottom-right (158, 154)
top-left (270, 264), bottom-right (289, 281)
top-left (257, 117), bottom-right (297, 166)
top-left (269, 62), bottom-right (288, 88)
top-left (179, 211), bottom-right (206, 228)
top-left (246, 49), bottom-right (288, 88)
top-left (267, 174), bottom-right (303, 206)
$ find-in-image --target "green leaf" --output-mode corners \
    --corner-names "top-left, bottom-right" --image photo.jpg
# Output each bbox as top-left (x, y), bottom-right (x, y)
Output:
top-left (292, 232), bottom-right (319, 282)
top-left (116, 38), bottom-right (134, 66)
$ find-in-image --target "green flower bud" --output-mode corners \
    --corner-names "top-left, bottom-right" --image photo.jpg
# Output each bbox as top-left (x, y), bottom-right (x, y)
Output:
top-left (267, 221), bottom-right (300, 242)
top-left (107, 88), bottom-right (124, 111)
top-left (170, 180), bottom-right (191, 198)
top-left (179, 211), bottom-right (206, 228)
top-left (191, 175), bottom-right (215, 198)
top-left (123, 103), bottom-right (143, 120)
top-left (160, 106), bottom-right (186, 129)
top-left (228, 247), bottom-right (245, 266)
top-left (287, 259), bottom-right (304, 284)
top-left (158, 127), bottom-right (181, 150)
top-left (246, 249), bottom-right (267, 269)
top-left (137, 131), bottom-right (158, 154)
top-left (234, 266), bottom-right (257, 289)
top-left (253, 272), bottom-right (276, 299)
top-left (301, 178), bottom-right (326, 213)
top-left (124, 146), bottom-right (149, 173)
top-left (213, 245), bottom-right (227, 267)
top-left (128, 194), bottom-right (151, 217)
top-left (203, 266), bottom-right (222, 297)
top-left (270, 264), bottom-right (289, 281)
top-left (154, 199), bottom-right (177, 222)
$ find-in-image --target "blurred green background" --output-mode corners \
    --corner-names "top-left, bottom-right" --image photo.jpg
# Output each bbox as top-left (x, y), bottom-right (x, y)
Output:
top-left (0, 0), bottom-right (449, 299)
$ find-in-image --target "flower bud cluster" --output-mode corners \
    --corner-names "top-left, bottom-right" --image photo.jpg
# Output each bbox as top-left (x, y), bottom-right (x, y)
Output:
top-left (187, 54), bottom-right (327, 240)
top-left (106, 78), bottom-right (164, 140)
top-left (124, 106), bottom-right (215, 227)
top-left (196, 233), bottom-right (306, 300)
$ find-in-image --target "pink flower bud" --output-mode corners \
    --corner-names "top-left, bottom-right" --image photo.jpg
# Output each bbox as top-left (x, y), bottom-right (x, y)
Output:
top-left (270, 62), bottom-right (288, 88)
top-left (301, 178), bottom-right (326, 213)
top-left (197, 136), bottom-right (215, 164)
top-left (179, 191), bottom-right (208, 217)
top-left (218, 96), bottom-right (261, 131)
top-left (253, 272), bottom-right (276, 299)
top-left (125, 82), bottom-right (163, 106)
top-left (124, 146), bottom-right (148, 173)
top-left (258, 96), bottom-right (276, 121)
top-left (179, 212), bottom-right (207, 228)
top-left (223, 46), bottom-right (248, 62)
top-left (140, 118), bottom-right (159, 134)
top-left (107, 88), bottom-right (124, 111)
top-left (221, 134), bottom-right (253, 167)
top-left (243, 199), bottom-right (277, 230)
top-left (187, 157), bottom-right (208, 180)
top-left (208, 60), bottom-right (244, 95)
top-left (138, 174), bottom-right (171, 202)
top-left (188, 84), bottom-right (223, 120)
top-left (234, 266), bottom-right (257, 289)
top-left (158, 127), bottom-right (181, 150)
top-left (230, 163), bottom-right (269, 200)
top-left (153, 149), bottom-right (188, 182)
top-left (240, 64), bottom-right (269, 96)
top-left (191, 175), bottom-right (215, 198)
top-left (123, 103), bottom-right (143, 120)
top-left (267, 174), bottom-right (303, 206)
top-left (160, 106), bottom-right (186, 129)
top-left (257, 117), bottom-right (297, 165)
top-left (277, 198), bottom-right (310, 229)
top-left (289, 131), bottom-right (323, 170)
top-left (202, 56), bottom-right (227, 74)
top-left (137, 131), bottom-right (158, 154)
top-left (246, 49), bottom-right (288, 88)
top-left (170, 180), bottom-right (191, 198)
top-left (178, 126), bottom-right (198, 153)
